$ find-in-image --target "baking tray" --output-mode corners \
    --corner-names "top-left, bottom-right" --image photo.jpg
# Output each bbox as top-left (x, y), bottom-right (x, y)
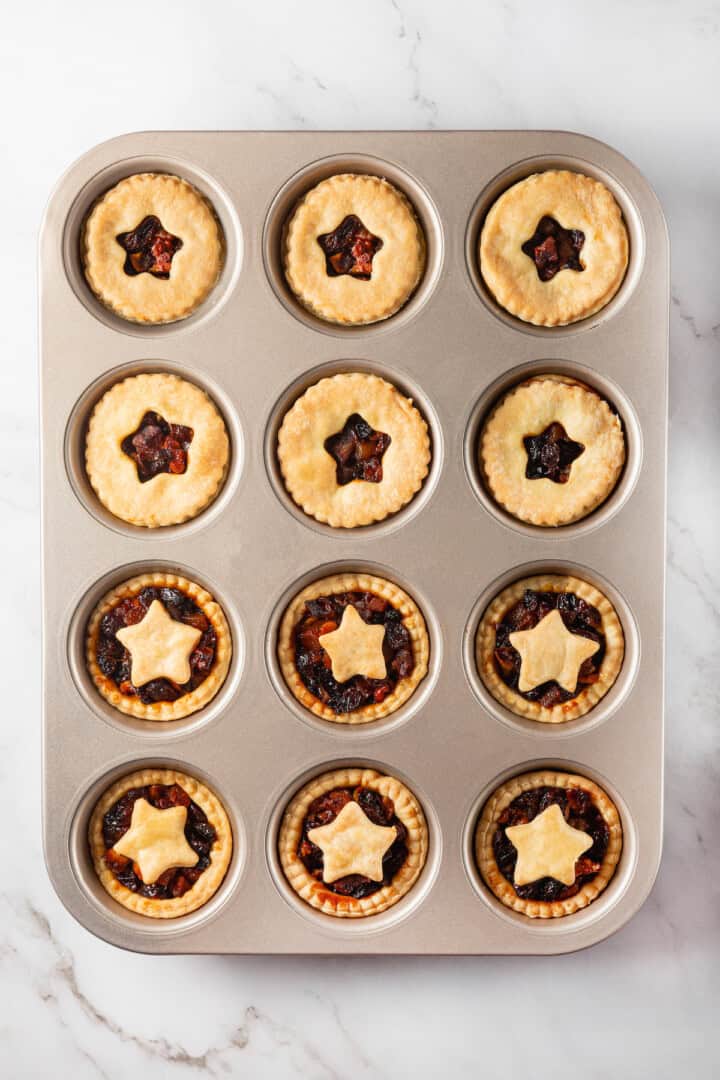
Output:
top-left (40, 131), bottom-right (668, 954)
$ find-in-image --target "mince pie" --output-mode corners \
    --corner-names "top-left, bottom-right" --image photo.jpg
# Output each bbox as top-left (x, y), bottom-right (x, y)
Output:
top-left (278, 767), bottom-right (428, 917)
top-left (82, 172), bottom-right (224, 324)
top-left (85, 372), bottom-right (229, 527)
top-left (479, 170), bottom-right (629, 326)
top-left (86, 571), bottom-right (232, 721)
top-left (475, 769), bottom-right (622, 918)
top-left (278, 572), bottom-right (429, 724)
top-left (283, 173), bottom-right (425, 324)
top-left (89, 767), bottom-right (232, 918)
top-left (277, 372), bottom-right (430, 528)
top-left (476, 573), bottom-right (624, 723)
top-left (480, 375), bottom-right (625, 526)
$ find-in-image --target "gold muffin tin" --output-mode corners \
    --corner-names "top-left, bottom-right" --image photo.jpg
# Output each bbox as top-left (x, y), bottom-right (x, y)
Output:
top-left (40, 131), bottom-right (667, 953)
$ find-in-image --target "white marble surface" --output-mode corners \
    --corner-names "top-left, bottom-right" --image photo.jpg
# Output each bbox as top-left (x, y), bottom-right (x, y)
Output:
top-left (2, 0), bottom-right (718, 1076)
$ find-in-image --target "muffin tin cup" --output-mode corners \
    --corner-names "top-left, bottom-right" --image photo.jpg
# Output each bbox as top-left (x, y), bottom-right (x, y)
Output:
top-left (41, 131), bottom-right (667, 954)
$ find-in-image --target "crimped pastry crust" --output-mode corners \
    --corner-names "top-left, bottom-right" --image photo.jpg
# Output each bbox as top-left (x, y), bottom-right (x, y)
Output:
top-left (480, 376), bottom-right (625, 526)
top-left (277, 372), bottom-right (430, 528)
top-left (82, 172), bottom-right (224, 324)
top-left (89, 767), bottom-right (232, 918)
top-left (278, 572), bottom-right (429, 723)
top-left (283, 173), bottom-right (425, 325)
top-left (476, 574), bottom-right (624, 723)
top-left (278, 767), bottom-right (428, 917)
top-left (479, 170), bottom-right (628, 326)
top-left (475, 769), bottom-right (622, 918)
top-left (85, 373), bottom-right (230, 528)
top-left (86, 572), bottom-right (232, 721)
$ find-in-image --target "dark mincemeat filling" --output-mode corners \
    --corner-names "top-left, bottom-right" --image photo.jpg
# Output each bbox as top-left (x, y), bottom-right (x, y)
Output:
top-left (317, 214), bottom-right (383, 279)
top-left (494, 589), bottom-right (605, 708)
top-left (293, 591), bottom-right (414, 714)
top-left (493, 785), bottom-right (609, 902)
top-left (324, 413), bottom-right (391, 485)
top-left (95, 586), bottom-right (217, 704)
top-left (116, 215), bottom-right (183, 278)
top-left (121, 410), bottom-right (194, 483)
top-left (298, 786), bottom-right (407, 899)
top-left (521, 215), bottom-right (585, 282)
top-left (103, 783), bottom-right (216, 899)
top-left (523, 421), bottom-right (584, 483)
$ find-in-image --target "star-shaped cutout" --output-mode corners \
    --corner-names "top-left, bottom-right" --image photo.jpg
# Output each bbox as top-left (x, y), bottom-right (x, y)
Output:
top-left (523, 421), bottom-right (585, 484)
top-left (509, 608), bottom-right (599, 693)
top-left (505, 803), bottom-right (593, 887)
top-left (115, 599), bottom-right (203, 688)
top-left (324, 413), bottom-right (392, 485)
top-left (317, 214), bottom-right (384, 279)
top-left (121, 410), bottom-right (194, 483)
top-left (307, 800), bottom-right (397, 884)
top-left (113, 797), bottom-right (199, 884)
top-left (318, 604), bottom-right (387, 683)
top-left (521, 215), bottom-right (585, 282)
top-left (116, 215), bottom-right (183, 278)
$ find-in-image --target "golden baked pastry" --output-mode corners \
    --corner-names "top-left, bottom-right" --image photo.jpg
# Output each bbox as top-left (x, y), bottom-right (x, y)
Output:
top-left (85, 372), bottom-right (229, 528)
top-left (82, 172), bottom-right (224, 324)
top-left (480, 375), bottom-right (625, 526)
top-left (476, 573), bottom-right (624, 723)
top-left (278, 767), bottom-right (428, 917)
top-left (89, 767), bottom-right (232, 918)
top-left (86, 571), bottom-right (231, 721)
top-left (475, 769), bottom-right (622, 918)
top-left (277, 371), bottom-right (430, 528)
top-left (479, 170), bottom-right (628, 326)
top-left (283, 173), bottom-right (425, 324)
top-left (278, 571), bottom-right (429, 724)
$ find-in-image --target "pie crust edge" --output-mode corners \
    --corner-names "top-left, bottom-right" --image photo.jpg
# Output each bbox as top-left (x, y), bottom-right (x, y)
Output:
top-left (88, 767), bottom-right (233, 919)
top-left (86, 572), bottom-right (232, 721)
top-left (277, 572), bottom-right (430, 724)
top-left (475, 574), bottom-right (624, 723)
top-left (278, 767), bottom-right (428, 918)
top-left (474, 769), bottom-right (623, 919)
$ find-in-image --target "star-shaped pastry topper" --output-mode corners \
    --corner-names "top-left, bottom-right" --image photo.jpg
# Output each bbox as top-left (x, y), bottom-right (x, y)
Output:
top-left (115, 599), bottom-right (203, 688)
top-left (324, 412), bottom-right (392, 485)
top-left (521, 215), bottom-right (585, 282)
top-left (318, 604), bottom-right (387, 683)
top-left (317, 214), bottom-right (384, 279)
top-left (121, 410), bottom-right (194, 483)
top-left (307, 799), bottom-right (397, 883)
top-left (505, 803), bottom-right (593, 887)
top-left (116, 214), bottom-right (183, 278)
top-left (113, 797), bottom-right (199, 884)
top-left (523, 421), bottom-right (585, 484)
top-left (508, 608), bottom-right (599, 693)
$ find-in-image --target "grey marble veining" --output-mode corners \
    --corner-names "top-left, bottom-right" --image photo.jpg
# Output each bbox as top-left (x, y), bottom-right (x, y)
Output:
top-left (2, 0), bottom-right (719, 1076)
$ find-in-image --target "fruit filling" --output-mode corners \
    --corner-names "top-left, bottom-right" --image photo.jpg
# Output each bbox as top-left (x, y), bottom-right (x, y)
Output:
top-left (116, 215), bottom-right (183, 278)
top-left (121, 410), bottom-right (194, 483)
top-left (493, 785), bottom-right (609, 902)
top-left (96, 586), bottom-right (217, 704)
top-left (298, 786), bottom-right (407, 898)
top-left (521, 215), bottom-right (585, 282)
top-left (293, 591), bottom-right (414, 714)
top-left (317, 214), bottom-right (384, 279)
top-left (494, 589), bottom-right (605, 707)
top-left (524, 421), bottom-right (585, 483)
top-left (102, 783), bottom-right (215, 899)
top-left (324, 413), bottom-right (391, 485)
